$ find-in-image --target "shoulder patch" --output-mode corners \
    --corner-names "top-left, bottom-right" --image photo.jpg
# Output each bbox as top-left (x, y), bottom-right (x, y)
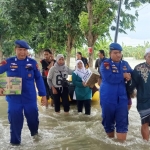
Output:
top-left (36, 64), bottom-right (40, 70)
top-left (0, 60), bottom-right (7, 66)
top-left (103, 62), bottom-right (110, 69)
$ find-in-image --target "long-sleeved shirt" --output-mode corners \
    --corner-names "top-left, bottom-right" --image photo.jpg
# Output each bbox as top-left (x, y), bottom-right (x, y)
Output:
top-left (72, 72), bottom-right (92, 100)
top-left (0, 56), bottom-right (46, 104)
top-left (47, 65), bottom-right (73, 88)
top-left (100, 58), bottom-right (132, 104)
top-left (127, 62), bottom-right (150, 111)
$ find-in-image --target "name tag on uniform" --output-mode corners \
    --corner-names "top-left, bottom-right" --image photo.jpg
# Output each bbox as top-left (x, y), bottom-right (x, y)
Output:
top-left (10, 65), bottom-right (18, 69)
top-left (123, 66), bottom-right (127, 70)
top-left (112, 66), bottom-right (117, 69)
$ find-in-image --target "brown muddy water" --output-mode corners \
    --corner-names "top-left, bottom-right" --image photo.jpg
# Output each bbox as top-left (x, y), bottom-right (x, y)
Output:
top-left (0, 59), bottom-right (150, 150)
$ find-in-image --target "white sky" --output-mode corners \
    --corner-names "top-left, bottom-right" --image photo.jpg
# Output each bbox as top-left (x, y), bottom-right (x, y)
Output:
top-left (110, 3), bottom-right (150, 46)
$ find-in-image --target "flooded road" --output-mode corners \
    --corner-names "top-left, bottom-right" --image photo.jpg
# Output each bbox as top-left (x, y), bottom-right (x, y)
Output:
top-left (0, 59), bottom-right (150, 150)
top-left (0, 98), bottom-right (150, 150)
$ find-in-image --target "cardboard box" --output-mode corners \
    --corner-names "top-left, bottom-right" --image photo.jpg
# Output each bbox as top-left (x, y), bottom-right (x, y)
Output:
top-left (82, 68), bottom-right (100, 88)
top-left (0, 77), bottom-right (22, 95)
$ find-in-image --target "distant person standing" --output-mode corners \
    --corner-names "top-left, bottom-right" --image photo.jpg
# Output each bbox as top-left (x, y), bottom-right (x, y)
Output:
top-left (95, 50), bottom-right (106, 73)
top-left (72, 60), bottom-right (92, 115)
top-left (76, 52), bottom-right (89, 68)
top-left (40, 49), bottom-right (56, 107)
top-left (95, 50), bottom-right (107, 85)
top-left (47, 54), bottom-right (72, 113)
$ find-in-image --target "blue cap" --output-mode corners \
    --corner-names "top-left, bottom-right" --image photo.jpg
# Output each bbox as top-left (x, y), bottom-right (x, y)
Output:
top-left (109, 43), bottom-right (122, 51)
top-left (15, 40), bottom-right (30, 49)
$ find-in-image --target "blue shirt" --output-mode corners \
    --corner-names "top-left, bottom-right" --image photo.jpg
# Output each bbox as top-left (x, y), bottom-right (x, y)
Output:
top-left (100, 58), bottom-right (132, 104)
top-left (0, 56), bottom-right (46, 104)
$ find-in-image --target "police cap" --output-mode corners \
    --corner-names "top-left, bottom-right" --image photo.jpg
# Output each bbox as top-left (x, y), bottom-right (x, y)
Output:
top-left (15, 40), bottom-right (30, 49)
top-left (109, 43), bottom-right (122, 51)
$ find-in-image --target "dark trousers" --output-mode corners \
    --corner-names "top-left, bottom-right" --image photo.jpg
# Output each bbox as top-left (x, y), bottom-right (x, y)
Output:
top-left (43, 77), bottom-right (53, 100)
top-left (52, 87), bottom-right (70, 112)
top-left (77, 100), bottom-right (91, 115)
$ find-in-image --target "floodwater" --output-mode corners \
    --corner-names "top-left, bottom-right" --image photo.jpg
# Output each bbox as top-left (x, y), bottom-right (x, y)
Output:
top-left (0, 59), bottom-right (150, 150)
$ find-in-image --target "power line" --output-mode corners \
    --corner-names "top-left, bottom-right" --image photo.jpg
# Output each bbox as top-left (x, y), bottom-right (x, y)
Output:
top-left (137, 3), bottom-right (150, 12)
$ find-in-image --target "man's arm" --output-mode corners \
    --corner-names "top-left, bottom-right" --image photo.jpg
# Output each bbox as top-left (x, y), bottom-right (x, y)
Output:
top-left (95, 59), bottom-right (98, 70)
top-left (0, 60), bottom-right (9, 74)
top-left (100, 61), bottom-right (124, 84)
top-left (34, 61), bottom-right (46, 96)
top-left (126, 67), bottom-right (139, 93)
top-left (47, 66), bottom-right (54, 88)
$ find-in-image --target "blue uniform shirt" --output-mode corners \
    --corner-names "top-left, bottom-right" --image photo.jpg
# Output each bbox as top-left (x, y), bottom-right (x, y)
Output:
top-left (100, 58), bottom-right (132, 104)
top-left (0, 56), bottom-right (46, 104)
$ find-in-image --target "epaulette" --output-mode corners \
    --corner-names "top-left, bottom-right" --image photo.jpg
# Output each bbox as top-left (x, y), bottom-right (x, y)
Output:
top-left (27, 57), bottom-right (34, 61)
top-left (7, 56), bottom-right (16, 61)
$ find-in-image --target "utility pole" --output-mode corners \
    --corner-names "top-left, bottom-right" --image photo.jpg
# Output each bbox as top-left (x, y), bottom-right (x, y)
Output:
top-left (114, 0), bottom-right (122, 43)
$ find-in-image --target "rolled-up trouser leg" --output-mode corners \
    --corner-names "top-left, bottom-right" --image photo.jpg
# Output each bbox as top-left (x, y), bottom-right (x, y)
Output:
top-left (8, 102), bottom-right (24, 144)
top-left (23, 102), bottom-right (39, 136)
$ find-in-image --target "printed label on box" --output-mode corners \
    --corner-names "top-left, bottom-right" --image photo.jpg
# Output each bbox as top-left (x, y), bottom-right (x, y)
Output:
top-left (0, 77), bottom-right (22, 95)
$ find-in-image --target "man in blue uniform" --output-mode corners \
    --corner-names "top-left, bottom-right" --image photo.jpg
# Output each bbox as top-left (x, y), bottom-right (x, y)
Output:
top-left (0, 40), bottom-right (47, 145)
top-left (100, 43), bottom-right (132, 141)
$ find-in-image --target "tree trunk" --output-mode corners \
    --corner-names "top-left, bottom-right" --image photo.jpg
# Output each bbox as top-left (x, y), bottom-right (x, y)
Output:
top-left (66, 34), bottom-right (74, 67)
top-left (87, 0), bottom-right (94, 67)
top-left (0, 50), bottom-right (3, 62)
top-left (0, 42), bottom-right (3, 62)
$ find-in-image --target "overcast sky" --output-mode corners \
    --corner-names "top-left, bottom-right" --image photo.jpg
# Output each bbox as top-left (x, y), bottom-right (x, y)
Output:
top-left (110, 3), bottom-right (150, 46)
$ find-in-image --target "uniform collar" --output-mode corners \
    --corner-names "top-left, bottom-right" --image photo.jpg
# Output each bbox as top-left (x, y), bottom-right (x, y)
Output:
top-left (15, 56), bottom-right (29, 62)
top-left (110, 58), bottom-right (122, 64)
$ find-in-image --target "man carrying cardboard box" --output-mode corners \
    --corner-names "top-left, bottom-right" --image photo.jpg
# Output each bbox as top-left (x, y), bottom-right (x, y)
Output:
top-left (0, 40), bottom-right (47, 145)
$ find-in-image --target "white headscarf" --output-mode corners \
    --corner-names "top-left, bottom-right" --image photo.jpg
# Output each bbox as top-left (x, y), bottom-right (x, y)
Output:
top-left (145, 48), bottom-right (150, 56)
top-left (74, 60), bottom-right (87, 79)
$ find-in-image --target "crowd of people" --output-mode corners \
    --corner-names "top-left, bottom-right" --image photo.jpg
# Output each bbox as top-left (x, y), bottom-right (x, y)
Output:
top-left (0, 40), bottom-right (150, 145)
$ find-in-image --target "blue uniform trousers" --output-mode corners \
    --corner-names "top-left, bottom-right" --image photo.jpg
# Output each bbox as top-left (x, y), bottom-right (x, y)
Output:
top-left (8, 102), bottom-right (39, 144)
top-left (101, 101), bottom-right (128, 133)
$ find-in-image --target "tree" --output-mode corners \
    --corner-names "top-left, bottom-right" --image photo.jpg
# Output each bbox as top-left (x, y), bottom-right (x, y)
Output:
top-left (46, 0), bottom-right (85, 67)
top-left (0, 0), bottom-right (48, 44)
top-left (80, 0), bottom-right (150, 66)
top-left (79, 0), bottom-right (117, 66)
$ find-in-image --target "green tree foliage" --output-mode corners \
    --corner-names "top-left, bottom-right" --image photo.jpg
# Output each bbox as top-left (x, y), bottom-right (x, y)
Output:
top-left (1, 0), bottom-right (47, 36)
top-left (123, 41), bottom-right (150, 59)
top-left (79, 0), bottom-right (150, 66)
top-left (46, 0), bottom-right (85, 66)
top-left (0, 0), bottom-right (150, 64)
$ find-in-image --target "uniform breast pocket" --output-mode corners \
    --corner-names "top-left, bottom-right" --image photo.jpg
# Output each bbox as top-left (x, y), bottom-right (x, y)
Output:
top-left (8, 69), bottom-right (19, 77)
top-left (26, 70), bottom-right (34, 80)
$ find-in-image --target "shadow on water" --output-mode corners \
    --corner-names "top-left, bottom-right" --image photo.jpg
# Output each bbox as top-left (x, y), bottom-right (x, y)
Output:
top-left (0, 96), bottom-right (150, 150)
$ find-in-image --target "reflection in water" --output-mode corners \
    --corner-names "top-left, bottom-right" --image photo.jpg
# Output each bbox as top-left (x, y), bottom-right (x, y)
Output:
top-left (0, 98), bottom-right (150, 150)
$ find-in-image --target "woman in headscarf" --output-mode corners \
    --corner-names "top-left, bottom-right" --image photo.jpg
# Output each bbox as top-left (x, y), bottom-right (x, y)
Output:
top-left (72, 60), bottom-right (92, 115)
top-left (47, 54), bottom-right (72, 113)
